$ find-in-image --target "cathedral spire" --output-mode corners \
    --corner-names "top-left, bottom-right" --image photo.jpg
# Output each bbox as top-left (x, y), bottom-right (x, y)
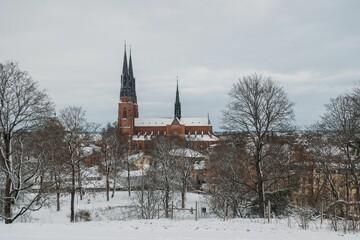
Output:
top-left (174, 77), bottom-right (181, 119)
top-left (122, 43), bottom-right (128, 75)
top-left (129, 46), bottom-right (133, 77)
top-left (129, 46), bottom-right (137, 103)
top-left (120, 42), bottom-right (130, 100)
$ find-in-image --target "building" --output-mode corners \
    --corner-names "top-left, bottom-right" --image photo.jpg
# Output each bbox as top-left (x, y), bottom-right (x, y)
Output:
top-left (117, 46), bottom-right (218, 150)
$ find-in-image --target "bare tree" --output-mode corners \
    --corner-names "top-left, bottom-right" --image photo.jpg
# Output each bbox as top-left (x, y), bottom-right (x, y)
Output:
top-left (303, 132), bottom-right (345, 204)
top-left (100, 122), bottom-right (127, 201)
top-left (319, 92), bottom-right (360, 208)
top-left (132, 164), bottom-right (162, 219)
top-left (208, 136), bottom-right (251, 218)
top-left (222, 74), bottom-right (294, 217)
top-left (34, 118), bottom-right (67, 211)
top-left (0, 62), bottom-right (53, 224)
top-left (58, 106), bottom-right (98, 222)
top-left (150, 138), bottom-right (178, 218)
top-left (100, 132), bottom-right (111, 202)
top-left (171, 147), bottom-right (202, 208)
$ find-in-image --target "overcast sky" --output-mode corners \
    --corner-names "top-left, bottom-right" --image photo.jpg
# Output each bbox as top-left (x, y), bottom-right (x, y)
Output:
top-left (1, 0), bottom-right (359, 131)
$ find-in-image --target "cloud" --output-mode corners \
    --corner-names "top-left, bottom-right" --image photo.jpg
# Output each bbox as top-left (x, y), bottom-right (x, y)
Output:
top-left (0, 0), bottom-right (359, 131)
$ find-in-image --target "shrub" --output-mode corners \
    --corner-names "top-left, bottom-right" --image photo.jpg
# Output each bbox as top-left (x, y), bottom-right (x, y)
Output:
top-left (75, 209), bottom-right (91, 222)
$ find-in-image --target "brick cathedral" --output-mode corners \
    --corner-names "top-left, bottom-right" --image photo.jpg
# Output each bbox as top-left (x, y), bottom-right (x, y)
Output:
top-left (118, 47), bottom-right (218, 150)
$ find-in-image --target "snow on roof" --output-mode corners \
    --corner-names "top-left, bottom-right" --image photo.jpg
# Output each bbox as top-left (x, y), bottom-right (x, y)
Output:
top-left (128, 152), bottom-right (144, 162)
top-left (135, 117), bottom-right (210, 127)
top-left (180, 118), bottom-right (209, 126)
top-left (135, 118), bottom-right (173, 126)
top-left (132, 135), bottom-right (154, 141)
top-left (186, 134), bottom-right (219, 142)
top-left (194, 160), bottom-right (206, 170)
top-left (82, 145), bottom-right (101, 156)
top-left (169, 148), bottom-right (205, 158)
top-left (132, 133), bottom-right (218, 142)
top-left (119, 169), bottom-right (145, 178)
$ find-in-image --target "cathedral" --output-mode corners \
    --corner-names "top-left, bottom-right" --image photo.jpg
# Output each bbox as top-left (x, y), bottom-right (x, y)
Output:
top-left (118, 47), bottom-right (218, 150)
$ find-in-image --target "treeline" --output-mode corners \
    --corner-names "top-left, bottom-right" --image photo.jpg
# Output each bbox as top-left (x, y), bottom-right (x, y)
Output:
top-left (0, 62), bottom-right (105, 223)
top-left (206, 73), bottom-right (360, 231)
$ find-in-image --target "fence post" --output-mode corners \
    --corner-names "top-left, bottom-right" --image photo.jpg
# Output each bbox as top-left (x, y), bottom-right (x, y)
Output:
top-left (223, 199), bottom-right (227, 221)
top-left (158, 204), bottom-right (160, 219)
top-left (320, 201), bottom-right (323, 225)
top-left (334, 204), bottom-right (338, 231)
top-left (287, 212), bottom-right (291, 228)
top-left (195, 201), bottom-right (198, 221)
top-left (351, 204), bottom-right (355, 231)
top-left (267, 200), bottom-right (271, 223)
top-left (171, 201), bottom-right (174, 220)
top-left (263, 202), bottom-right (266, 220)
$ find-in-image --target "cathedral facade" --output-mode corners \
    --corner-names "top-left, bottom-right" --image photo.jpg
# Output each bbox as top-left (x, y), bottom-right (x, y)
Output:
top-left (118, 47), bottom-right (218, 150)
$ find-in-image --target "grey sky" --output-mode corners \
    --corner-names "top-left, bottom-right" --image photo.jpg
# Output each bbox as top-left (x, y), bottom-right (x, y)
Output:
top-left (1, 0), bottom-right (359, 131)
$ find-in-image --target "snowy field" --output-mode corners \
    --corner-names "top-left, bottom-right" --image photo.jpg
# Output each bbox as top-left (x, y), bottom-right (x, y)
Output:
top-left (0, 191), bottom-right (359, 240)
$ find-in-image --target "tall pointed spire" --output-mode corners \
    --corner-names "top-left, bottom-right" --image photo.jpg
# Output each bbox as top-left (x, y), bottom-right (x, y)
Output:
top-left (120, 42), bottom-right (137, 105)
top-left (120, 42), bottom-right (130, 100)
top-left (129, 45), bottom-right (133, 77)
top-left (122, 43), bottom-right (128, 75)
top-left (129, 46), bottom-right (137, 103)
top-left (174, 77), bottom-right (181, 119)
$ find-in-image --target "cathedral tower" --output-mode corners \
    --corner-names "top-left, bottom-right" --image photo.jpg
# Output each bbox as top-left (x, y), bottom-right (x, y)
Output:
top-left (118, 45), bottom-right (138, 135)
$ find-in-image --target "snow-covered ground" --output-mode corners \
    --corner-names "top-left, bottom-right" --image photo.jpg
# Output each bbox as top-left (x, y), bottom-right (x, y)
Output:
top-left (0, 191), bottom-right (359, 240)
top-left (1, 218), bottom-right (358, 240)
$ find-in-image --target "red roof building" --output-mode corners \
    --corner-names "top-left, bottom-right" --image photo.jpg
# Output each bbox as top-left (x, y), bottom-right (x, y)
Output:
top-left (117, 46), bottom-right (218, 150)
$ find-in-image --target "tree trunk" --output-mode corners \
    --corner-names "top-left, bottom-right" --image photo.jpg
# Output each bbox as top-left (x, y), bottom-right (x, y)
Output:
top-left (141, 168), bottom-right (144, 219)
top-left (181, 183), bottom-right (186, 209)
top-left (70, 165), bottom-right (76, 222)
top-left (141, 185), bottom-right (144, 219)
top-left (111, 179), bottom-right (116, 198)
top-left (127, 165), bottom-right (131, 197)
top-left (111, 162), bottom-right (117, 198)
top-left (70, 190), bottom-right (75, 222)
top-left (55, 175), bottom-right (61, 211)
top-left (77, 162), bottom-right (83, 201)
top-left (36, 174), bottom-right (44, 205)
top-left (232, 201), bottom-right (238, 218)
top-left (106, 171), bottom-right (110, 202)
top-left (3, 137), bottom-right (13, 224)
top-left (165, 186), bottom-right (170, 218)
top-left (255, 145), bottom-right (265, 218)
top-left (56, 191), bottom-right (61, 211)
top-left (257, 180), bottom-right (265, 218)
top-left (4, 176), bottom-right (12, 224)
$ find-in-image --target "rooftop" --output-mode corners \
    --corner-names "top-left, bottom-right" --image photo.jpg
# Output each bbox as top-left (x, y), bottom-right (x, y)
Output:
top-left (135, 117), bottom-right (210, 127)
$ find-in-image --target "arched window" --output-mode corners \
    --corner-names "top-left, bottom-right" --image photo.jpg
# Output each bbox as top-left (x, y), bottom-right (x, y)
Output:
top-left (123, 107), bottom-right (127, 118)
